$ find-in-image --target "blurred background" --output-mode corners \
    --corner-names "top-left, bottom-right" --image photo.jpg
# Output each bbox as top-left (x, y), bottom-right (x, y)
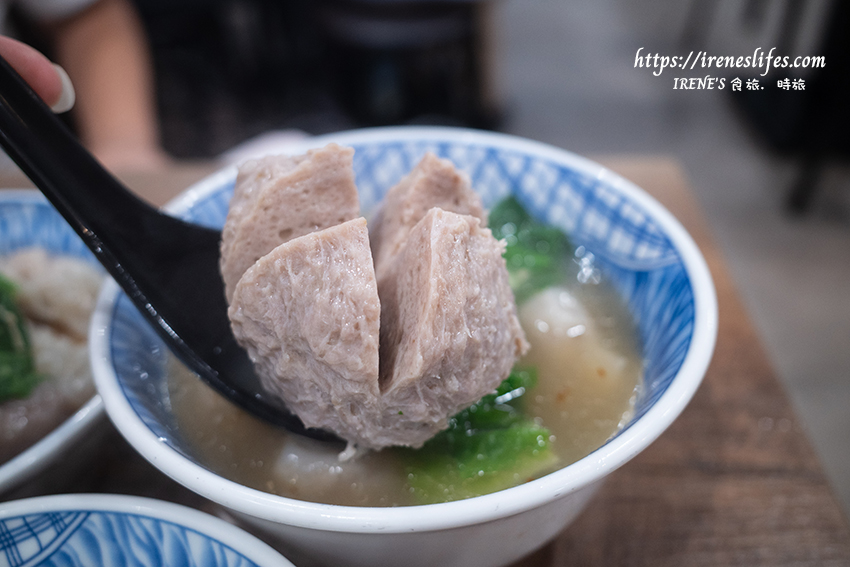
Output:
top-left (6, 0), bottom-right (849, 515)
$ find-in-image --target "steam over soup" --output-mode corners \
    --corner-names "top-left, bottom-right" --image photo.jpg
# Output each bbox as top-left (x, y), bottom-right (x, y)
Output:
top-left (169, 192), bottom-right (642, 506)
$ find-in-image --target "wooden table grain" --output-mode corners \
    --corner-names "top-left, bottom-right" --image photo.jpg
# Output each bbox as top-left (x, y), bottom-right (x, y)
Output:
top-left (2, 156), bottom-right (849, 566)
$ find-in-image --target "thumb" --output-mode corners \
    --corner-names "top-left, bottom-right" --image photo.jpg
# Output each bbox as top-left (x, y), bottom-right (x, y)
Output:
top-left (0, 36), bottom-right (75, 113)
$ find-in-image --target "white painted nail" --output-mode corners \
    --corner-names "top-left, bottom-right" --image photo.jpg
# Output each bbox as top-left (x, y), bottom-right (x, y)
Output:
top-left (50, 64), bottom-right (75, 113)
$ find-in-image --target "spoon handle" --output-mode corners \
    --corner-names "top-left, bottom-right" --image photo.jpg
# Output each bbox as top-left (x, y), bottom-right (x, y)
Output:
top-left (0, 54), bottom-right (219, 368)
top-left (0, 57), bottom-right (171, 251)
top-left (0, 55), bottom-right (338, 440)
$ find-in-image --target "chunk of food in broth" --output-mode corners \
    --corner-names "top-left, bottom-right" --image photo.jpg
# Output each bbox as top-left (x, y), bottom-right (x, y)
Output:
top-left (224, 149), bottom-right (528, 450)
top-left (1, 248), bottom-right (103, 340)
top-left (228, 218), bottom-right (383, 447)
top-left (370, 152), bottom-right (485, 279)
top-left (220, 143), bottom-right (359, 302)
top-left (229, 209), bottom-right (527, 450)
top-left (0, 249), bottom-right (103, 463)
top-left (376, 208), bottom-right (528, 448)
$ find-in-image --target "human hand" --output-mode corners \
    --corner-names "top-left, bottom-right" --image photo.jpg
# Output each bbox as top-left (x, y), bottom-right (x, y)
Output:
top-left (0, 36), bottom-right (75, 113)
top-left (1, 32), bottom-right (170, 172)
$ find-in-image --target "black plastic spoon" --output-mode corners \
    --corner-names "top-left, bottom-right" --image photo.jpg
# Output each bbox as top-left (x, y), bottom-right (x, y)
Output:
top-left (0, 55), bottom-right (339, 442)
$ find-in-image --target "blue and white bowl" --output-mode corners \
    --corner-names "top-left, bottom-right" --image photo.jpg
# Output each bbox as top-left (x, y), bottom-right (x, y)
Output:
top-left (0, 494), bottom-right (293, 566)
top-left (0, 191), bottom-right (105, 494)
top-left (91, 127), bottom-right (718, 567)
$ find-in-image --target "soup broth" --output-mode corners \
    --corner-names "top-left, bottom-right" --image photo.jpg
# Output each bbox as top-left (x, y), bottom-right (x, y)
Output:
top-left (169, 257), bottom-right (642, 506)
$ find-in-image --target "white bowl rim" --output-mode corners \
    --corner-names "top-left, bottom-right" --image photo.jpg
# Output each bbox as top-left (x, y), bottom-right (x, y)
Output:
top-left (0, 189), bottom-right (106, 494)
top-left (0, 493), bottom-right (294, 566)
top-left (91, 126), bottom-right (718, 534)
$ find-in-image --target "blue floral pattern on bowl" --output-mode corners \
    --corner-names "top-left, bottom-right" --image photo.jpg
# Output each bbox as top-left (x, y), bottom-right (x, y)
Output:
top-left (0, 510), bottom-right (259, 567)
top-left (107, 129), bottom-right (697, 459)
top-left (0, 192), bottom-right (98, 263)
top-left (0, 495), bottom-right (292, 567)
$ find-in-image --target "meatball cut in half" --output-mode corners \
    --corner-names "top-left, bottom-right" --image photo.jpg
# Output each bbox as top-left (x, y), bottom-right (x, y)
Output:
top-left (374, 207), bottom-right (529, 449)
top-left (370, 152), bottom-right (485, 279)
top-left (223, 149), bottom-right (528, 451)
top-left (220, 143), bottom-right (360, 302)
top-left (227, 208), bottom-right (527, 451)
top-left (228, 218), bottom-right (383, 447)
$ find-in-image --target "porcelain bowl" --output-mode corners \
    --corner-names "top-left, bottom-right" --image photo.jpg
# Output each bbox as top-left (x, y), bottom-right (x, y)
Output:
top-left (0, 190), bottom-right (105, 494)
top-left (0, 493), bottom-right (293, 566)
top-left (91, 127), bottom-right (718, 567)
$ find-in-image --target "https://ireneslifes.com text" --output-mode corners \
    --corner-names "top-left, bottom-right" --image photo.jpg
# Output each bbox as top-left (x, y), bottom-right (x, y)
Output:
top-left (634, 47), bottom-right (825, 91)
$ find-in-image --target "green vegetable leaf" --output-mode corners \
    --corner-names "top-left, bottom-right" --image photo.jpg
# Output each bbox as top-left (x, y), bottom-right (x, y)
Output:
top-left (489, 196), bottom-right (573, 304)
top-left (398, 368), bottom-right (559, 504)
top-left (0, 273), bottom-right (41, 401)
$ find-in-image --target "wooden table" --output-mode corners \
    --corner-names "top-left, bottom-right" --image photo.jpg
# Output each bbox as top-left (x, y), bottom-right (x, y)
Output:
top-left (2, 156), bottom-right (849, 566)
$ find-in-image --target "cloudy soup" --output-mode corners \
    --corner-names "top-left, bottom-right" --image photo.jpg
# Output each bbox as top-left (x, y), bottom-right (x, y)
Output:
top-left (169, 197), bottom-right (643, 506)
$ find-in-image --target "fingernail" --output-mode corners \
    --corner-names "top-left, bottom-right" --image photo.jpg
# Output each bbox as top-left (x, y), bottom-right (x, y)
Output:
top-left (50, 64), bottom-right (75, 113)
